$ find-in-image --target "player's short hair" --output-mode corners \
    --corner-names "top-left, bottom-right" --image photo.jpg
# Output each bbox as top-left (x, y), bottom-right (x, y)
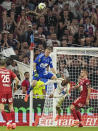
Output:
top-left (61, 77), bottom-right (70, 86)
top-left (24, 72), bottom-right (29, 75)
top-left (0, 58), bottom-right (6, 66)
top-left (45, 46), bottom-right (52, 51)
top-left (81, 68), bottom-right (88, 76)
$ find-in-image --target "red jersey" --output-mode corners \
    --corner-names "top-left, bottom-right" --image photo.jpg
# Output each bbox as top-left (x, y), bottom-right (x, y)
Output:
top-left (79, 78), bottom-right (90, 97)
top-left (21, 79), bottom-right (30, 91)
top-left (0, 67), bottom-right (16, 93)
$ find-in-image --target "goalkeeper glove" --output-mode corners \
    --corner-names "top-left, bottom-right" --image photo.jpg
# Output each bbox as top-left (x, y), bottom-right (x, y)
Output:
top-left (56, 73), bottom-right (61, 78)
top-left (34, 70), bottom-right (39, 78)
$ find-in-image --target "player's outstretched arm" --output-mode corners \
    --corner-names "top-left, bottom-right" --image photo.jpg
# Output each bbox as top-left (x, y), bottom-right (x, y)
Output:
top-left (50, 68), bottom-right (57, 75)
top-left (86, 85), bottom-right (91, 105)
top-left (72, 83), bottom-right (80, 89)
top-left (39, 78), bottom-right (63, 87)
top-left (50, 68), bottom-right (61, 78)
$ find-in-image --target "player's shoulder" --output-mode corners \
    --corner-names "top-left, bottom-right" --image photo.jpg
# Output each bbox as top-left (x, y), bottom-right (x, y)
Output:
top-left (8, 69), bottom-right (14, 73)
top-left (46, 56), bottom-right (52, 62)
top-left (0, 67), bottom-right (10, 73)
top-left (84, 78), bottom-right (90, 82)
top-left (38, 53), bottom-right (44, 58)
top-left (83, 78), bottom-right (90, 85)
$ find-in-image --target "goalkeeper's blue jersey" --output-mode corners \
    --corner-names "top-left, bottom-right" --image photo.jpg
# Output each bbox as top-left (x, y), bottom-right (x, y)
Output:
top-left (34, 53), bottom-right (53, 75)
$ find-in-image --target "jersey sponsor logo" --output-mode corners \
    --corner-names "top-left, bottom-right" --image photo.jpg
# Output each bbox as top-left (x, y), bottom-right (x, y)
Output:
top-left (40, 63), bottom-right (48, 68)
top-left (1, 98), bottom-right (7, 102)
top-left (0, 71), bottom-right (10, 74)
top-left (3, 84), bottom-right (10, 87)
top-left (8, 98), bottom-right (13, 103)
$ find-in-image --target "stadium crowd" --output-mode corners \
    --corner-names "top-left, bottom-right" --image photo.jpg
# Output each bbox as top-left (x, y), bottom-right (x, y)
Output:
top-left (0, 0), bottom-right (98, 93)
top-left (0, 0), bottom-right (98, 56)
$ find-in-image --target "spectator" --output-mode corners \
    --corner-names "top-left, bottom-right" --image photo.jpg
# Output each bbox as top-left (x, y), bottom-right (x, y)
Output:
top-left (68, 18), bottom-right (79, 35)
top-left (8, 33), bottom-right (21, 49)
top-left (67, 34), bottom-right (74, 47)
top-left (37, 26), bottom-right (46, 40)
top-left (0, 10), bottom-right (8, 31)
top-left (79, 38), bottom-right (85, 47)
top-left (8, 59), bottom-right (18, 70)
top-left (84, 16), bottom-right (96, 36)
top-left (85, 36), bottom-right (93, 47)
top-left (21, 72), bottom-right (30, 94)
top-left (32, 23), bottom-right (37, 34)
top-left (61, 39), bottom-right (67, 47)
top-left (47, 33), bottom-right (60, 47)
top-left (91, 5), bottom-right (98, 28)
top-left (45, 8), bottom-right (57, 27)
top-left (7, 2), bottom-right (16, 16)
top-left (1, 31), bottom-right (10, 48)
top-left (23, 56), bottom-right (29, 65)
top-left (23, 24), bottom-right (33, 45)
top-left (74, 24), bottom-right (86, 44)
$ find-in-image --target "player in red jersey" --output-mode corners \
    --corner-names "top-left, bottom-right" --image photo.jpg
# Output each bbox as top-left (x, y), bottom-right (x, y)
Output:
top-left (0, 58), bottom-right (19, 129)
top-left (70, 69), bottom-right (91, 127)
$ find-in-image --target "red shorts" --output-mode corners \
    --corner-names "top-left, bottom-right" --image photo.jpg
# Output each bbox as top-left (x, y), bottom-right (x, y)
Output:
top-left (72, 96), bottom-right (86, 108)
top-left (0, 92), bottom-right (13, 104)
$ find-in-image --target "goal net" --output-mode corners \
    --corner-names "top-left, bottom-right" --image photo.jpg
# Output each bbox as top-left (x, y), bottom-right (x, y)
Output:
top-left (39, 47), bottom-right (98, 127)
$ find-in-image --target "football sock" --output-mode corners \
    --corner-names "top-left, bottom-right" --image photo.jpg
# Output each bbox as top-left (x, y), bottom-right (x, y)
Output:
top-left (10, 111), bottom-right (15, 123)
top-left (71, 108), bottom-right (78, 120)
top-left (1, 110), bottom-right (8, 122)
top-left (76, 110), bottom-right (82, 121)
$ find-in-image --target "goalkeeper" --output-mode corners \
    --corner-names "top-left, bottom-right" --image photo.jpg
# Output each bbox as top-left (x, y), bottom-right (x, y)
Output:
top-left (33, 47), bottom-right (58, 81)
top-left (43, 77), bottom-right (71, 121)
top-left (24, 47), bottom-right (59, 101)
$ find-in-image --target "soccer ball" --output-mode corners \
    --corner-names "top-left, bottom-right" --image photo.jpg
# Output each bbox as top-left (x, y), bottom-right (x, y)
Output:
top-left (7, 123), bottom-right (12, 129)
top-left (38, 3), bottom-right (46, 10)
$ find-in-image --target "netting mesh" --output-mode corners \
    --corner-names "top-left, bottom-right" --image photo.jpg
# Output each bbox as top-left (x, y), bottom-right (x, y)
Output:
top-left (40, 48), bottom-right (98, 126)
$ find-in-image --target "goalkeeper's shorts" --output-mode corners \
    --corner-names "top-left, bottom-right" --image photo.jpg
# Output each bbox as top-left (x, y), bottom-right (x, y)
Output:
top-left (33, 72), bottom-right (53, 80)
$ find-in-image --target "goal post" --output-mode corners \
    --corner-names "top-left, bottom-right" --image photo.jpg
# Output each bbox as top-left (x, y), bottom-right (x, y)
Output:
top-left (39, 47), bottom-right (98, 127)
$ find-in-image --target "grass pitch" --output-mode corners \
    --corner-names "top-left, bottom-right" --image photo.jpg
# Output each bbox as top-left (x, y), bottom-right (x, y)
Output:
top-left (0, 126), bottom-right (98, 131)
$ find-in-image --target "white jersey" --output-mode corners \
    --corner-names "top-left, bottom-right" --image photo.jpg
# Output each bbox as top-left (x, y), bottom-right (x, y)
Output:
top-left (45, 78), bottom-right (67, 98)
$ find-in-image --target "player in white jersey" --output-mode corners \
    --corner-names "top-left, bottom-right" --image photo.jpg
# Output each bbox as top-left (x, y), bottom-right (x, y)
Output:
top-left (44, 78), bottom-right (71, 121)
